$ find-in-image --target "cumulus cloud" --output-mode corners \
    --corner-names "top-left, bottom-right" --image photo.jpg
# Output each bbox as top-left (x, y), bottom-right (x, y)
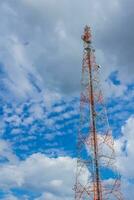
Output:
top-left (114, 116), bottom-right (134, 199)
top-left (0, 153), bottom-right (77, 199)
top-left (115, 116), bottom-right (134, 178)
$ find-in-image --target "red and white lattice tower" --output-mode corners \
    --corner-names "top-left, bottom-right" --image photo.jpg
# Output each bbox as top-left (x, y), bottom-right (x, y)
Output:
top-left (74, 26), bottom-right (124, 200)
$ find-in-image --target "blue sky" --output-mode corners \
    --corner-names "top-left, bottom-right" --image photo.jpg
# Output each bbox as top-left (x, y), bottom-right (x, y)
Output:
top-left (0, 0), bottom-right (134, 199)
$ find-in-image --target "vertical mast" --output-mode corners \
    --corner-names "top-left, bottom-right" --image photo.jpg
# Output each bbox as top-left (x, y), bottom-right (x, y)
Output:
top-left (82, 26), bottom-right (102, 200)
top-left (74, 25), bottom-right (123, 200)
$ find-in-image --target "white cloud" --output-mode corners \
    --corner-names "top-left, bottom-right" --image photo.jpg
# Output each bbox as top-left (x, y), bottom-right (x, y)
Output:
top-left (0, 139), bottom-right (18, 164)
top-left (122, 179), bottom-right (134, 200)
top-left (2, 193), bottom-right (29, 200)
top-left (115, 116), bottom-right (134, 178)
top-left (0, 33), bottom-right (39, 98)
top-left (43, 90), bottom-right (62, 109)
top-left (103, 79), bottom-right (127, 98)
top-left (0, 153), bottom-right (77, 199)
top-left (35, 192), bottom-right (72, 200)
top-left (29, 103), bottom-right (44, 120)
top-left (113, 116), bottom-right (134, 198)
top-left (3, 194), bottom-right (19, 200)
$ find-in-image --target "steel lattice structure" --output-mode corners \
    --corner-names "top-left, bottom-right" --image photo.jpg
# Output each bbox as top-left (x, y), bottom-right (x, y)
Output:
top-left (74, 26), bottom-right (123, 200)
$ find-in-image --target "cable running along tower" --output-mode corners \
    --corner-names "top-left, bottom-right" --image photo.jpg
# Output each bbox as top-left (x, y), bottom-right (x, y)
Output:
top-left (74, 26), bottom-right (123, 200)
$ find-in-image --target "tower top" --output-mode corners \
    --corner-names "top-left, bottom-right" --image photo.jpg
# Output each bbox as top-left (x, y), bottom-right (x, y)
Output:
top-left (81, 25), bottom-right (92, 43)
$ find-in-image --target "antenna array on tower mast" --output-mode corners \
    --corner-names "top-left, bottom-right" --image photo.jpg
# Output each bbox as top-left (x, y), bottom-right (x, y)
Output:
top-left (74, 26), bottom-right (123, 200)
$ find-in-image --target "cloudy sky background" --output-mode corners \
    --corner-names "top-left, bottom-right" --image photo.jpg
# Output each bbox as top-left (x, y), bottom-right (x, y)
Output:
top-left (0, 0), bottom-right (134, 199)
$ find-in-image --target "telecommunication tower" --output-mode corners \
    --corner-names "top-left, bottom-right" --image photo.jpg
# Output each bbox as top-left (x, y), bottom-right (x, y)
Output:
top-left (74, 26), bottom-right (123, 200)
